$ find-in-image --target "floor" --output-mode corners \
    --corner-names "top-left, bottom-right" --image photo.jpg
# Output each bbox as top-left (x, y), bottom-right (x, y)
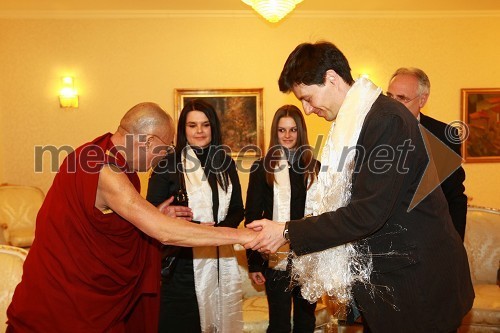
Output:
top-left (315, 297), bottom-right (365, 333)
top-left (315, 322), bottom-right (364, 333)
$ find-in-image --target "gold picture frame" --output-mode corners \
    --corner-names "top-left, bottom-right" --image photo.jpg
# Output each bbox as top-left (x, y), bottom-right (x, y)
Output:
top-left (461, 88), bottom-right (500, 162)
top-left (174, 88), bottom-right (264, 158)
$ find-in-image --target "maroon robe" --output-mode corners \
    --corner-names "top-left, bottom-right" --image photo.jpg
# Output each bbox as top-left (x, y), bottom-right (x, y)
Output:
top-left (7, 133), bottom-right (160, 333)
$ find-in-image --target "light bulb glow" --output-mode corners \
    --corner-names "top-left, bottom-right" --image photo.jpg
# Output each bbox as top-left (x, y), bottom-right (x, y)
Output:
top-left (59, 76), bottom-right (79, 108)
top-left (242, 0), bottom-right (303, 23)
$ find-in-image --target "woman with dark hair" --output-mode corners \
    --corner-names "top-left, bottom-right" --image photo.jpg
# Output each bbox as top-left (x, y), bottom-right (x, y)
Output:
top-left (245, 105), bottom-right (320, 333)
top-left (147, 99), bottom-right (244, 333)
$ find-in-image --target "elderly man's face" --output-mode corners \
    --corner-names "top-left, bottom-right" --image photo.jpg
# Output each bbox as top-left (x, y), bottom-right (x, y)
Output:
top-left (148, 133), bottom-right (174, 171)
top-left (133, 129), bottom-right (174, 172)
top-left (387, 74), bottom-right (428, 118)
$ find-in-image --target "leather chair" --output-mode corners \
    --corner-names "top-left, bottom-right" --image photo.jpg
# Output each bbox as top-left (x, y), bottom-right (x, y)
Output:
top-left (459, 205), bottom-right (500, 332)
top-left (0, 185), bottom-right (44, 248)
top-left (0, 245), bottom-right (28, 332)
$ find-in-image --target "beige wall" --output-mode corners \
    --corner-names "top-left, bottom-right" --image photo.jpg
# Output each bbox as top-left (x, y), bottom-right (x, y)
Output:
top-left (0, 12), bottom-right (499, 207)
top-left (0, 102), bottom-right (3, 181)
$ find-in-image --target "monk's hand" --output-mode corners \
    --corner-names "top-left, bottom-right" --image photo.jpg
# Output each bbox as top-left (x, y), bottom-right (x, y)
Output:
top-left (199, 221), bottom-right (215, 226)
top-left (244, 219), bottom-right (287, 254)
top-left (237, 227), bottom-right (259, 245)
top-left (158, 196), bottom-right (193, 221)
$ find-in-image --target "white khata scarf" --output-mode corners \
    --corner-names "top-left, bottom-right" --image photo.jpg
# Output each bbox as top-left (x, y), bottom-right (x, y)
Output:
top-left (182, 146), bottom-right (243, 333)
top-left (272, 148), bottom-right (317, 270)
top-left (292, 77), bottom-right (382, 303)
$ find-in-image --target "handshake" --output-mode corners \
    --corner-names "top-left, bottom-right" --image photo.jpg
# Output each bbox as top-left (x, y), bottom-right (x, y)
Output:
top-left (240, 219), bottom-right (288, 254)
top-left (159, 196), bottom-right (287, 253)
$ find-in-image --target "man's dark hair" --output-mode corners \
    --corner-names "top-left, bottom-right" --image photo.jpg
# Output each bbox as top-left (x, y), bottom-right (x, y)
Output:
top-left (278, 41), bottom-right (355, 93)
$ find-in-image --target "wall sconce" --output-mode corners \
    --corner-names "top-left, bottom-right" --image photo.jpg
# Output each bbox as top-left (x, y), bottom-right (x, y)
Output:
top-left (59, 76), bottom-right (79, 108)
top-left (241, 0), bottom-right (303, 23)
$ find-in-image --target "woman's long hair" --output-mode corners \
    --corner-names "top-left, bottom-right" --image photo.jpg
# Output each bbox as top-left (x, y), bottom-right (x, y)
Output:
top-left (175, 99), bottom-right (230, 192)
top-left (264, 105), bottom-right (318, 188)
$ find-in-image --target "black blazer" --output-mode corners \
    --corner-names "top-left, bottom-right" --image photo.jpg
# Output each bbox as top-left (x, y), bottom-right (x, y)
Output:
top-left (147, 151), bottom-right (244, 229)
top-left (146, 150), bottom-right (244, 314)
top-left (420, 113), bottom-right (467, 240)
top-left (244, 158), bottom-right (319, 272)
top-left (288, 95), bottom-right (474, 332)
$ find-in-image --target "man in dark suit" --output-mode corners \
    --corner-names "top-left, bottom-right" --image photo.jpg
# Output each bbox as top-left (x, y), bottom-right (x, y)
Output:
top-left (387, 67), bottom-right (467, 240)
top-left (245, 42), bottom-right (474, 332)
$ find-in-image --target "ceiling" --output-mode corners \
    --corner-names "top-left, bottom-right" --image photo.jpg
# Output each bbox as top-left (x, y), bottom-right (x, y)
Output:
top-left (1, 0), bottom-right (500, 12)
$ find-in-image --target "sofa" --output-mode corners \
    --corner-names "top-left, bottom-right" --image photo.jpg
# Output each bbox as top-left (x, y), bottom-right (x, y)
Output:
top-left (459, 205), bottom-right (500, 332)
top-left (0, 185), bottom-right (44, 248)
top-left (0, 245), bottom-right (28, 333)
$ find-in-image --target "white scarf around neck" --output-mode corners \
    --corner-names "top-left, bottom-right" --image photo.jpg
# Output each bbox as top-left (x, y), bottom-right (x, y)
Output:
top-left (272, 148), bottom-right (317, 270)
top-left (182, 145), bottom-right (243, 333)
top-left (292, 77), bottom-right (381, 303)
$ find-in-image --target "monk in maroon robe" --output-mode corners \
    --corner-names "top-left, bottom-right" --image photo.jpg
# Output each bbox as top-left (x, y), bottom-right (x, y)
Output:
top-left (7, 102), bottom-right (255, 333)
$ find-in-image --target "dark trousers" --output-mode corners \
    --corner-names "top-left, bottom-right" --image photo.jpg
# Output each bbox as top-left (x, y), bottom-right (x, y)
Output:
top-left (352, 301), bottom-right (459, 333)
top-left (264, 268), bottom-right (317, 333)
top-left (158, 259), bottom-right (201, 333)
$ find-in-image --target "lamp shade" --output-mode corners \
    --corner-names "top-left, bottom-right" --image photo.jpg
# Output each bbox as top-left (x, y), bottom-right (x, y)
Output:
top-left (242, 0), bottom-right (303, 23)
top-left (59, 76), bottom-right (79, 108)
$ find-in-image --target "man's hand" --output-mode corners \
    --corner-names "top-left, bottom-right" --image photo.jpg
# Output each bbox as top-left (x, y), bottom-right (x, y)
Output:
top-left (249, 272), bottom-right (266, 285)
top-left (157, 196), bottom-right (193, 221)
top-left (244, 219), bottom-right (287, 254)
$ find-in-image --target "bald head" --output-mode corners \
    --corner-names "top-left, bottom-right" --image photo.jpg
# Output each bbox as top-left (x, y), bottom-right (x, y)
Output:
top-left (120, 102), bottom-right (174, 141)
top-left (112, 102), bottom-right (175, 172)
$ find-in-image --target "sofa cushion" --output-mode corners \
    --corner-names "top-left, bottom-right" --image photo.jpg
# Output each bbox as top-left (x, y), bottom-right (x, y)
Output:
top-left (8, 228), bottom-right (35, 248)
top-left (0, 245), bottom-right (28, 333)
top-left (460, 206), bottom-right (500, 332)
top-left (464, 207), bottom-right (500, 285)
top-left (0, 185), bottom-right (44, 248)
top-left (461, 284), bottom-right (500, 328)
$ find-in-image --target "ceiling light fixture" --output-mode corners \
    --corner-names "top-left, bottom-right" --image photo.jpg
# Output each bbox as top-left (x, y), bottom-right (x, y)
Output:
top-left (242, 0), bottom-right (303, 23)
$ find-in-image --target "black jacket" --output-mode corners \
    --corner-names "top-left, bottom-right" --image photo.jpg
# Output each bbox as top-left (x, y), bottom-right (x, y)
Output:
top-left (147, 151), bottom-right (244, 266)
top-left (288, 95), bottom-right (474, 333)
top-left (420, 113), bottom-right (467, 240)
top-left (245, 157), bottom-right (319, 272)
top-left (147, 151), bottom-right (244, 228)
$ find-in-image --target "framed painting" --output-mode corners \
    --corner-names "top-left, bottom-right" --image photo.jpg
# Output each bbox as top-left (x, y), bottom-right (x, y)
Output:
top-left (461, 88), bottom-right (500, 162)
top-left (174, 88), bottom-right (264, 158)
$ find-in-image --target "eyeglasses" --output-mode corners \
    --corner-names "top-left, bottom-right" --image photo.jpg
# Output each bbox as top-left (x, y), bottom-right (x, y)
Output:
top-left (385, 92), bottom-right (420, 104)
top-left (149, 134), bottom-right (172, 148)
top-left (119, 125), bottom-right (173, 147)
